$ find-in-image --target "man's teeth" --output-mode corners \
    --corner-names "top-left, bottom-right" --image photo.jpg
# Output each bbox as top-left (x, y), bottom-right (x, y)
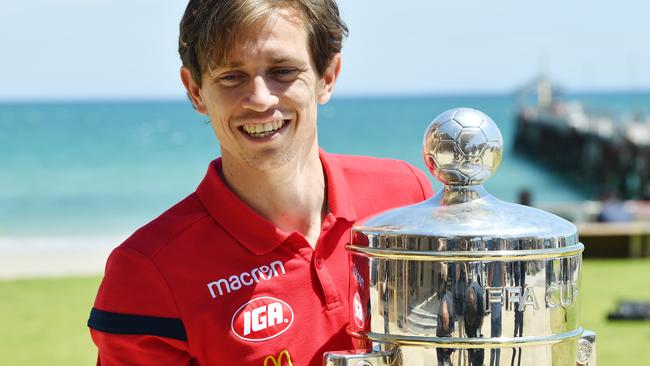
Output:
top-left (242, 120), bottom-right (286, 137)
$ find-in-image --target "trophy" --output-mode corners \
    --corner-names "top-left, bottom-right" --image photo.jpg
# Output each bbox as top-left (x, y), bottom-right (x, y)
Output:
top-left (324, 108), bottom-right (596, 365)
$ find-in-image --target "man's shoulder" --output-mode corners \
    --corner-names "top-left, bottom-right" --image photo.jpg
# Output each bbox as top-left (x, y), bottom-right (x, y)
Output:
top-left (117, 193), bottom-right (212, 258)
top-left (326, 153), bottom-right (434, 216)
top-left (327, 153), bottom-right (429, 187)
top-left (327, 153), bottom-right (418, 175)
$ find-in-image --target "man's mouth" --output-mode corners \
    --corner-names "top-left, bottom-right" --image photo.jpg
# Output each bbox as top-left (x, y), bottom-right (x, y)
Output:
top-left (241, 119), bottom-right (288, 138)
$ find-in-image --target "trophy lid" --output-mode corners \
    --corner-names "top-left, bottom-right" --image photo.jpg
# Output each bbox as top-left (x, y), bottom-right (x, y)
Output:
top-left (353, 108), bottom-right (578, 251)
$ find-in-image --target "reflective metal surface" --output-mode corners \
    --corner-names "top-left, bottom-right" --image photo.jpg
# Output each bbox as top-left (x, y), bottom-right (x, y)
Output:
top-left (423, 107), bottom-right (503, 186)
top-left (577, 330), bottom-right (596, 366)
top-left (323, 348), bottom-right (400, 366)
top-left (324, 108), bottom-right (597, 366)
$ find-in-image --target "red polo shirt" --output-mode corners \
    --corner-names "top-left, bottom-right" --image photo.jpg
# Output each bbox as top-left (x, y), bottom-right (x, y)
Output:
top-left (89, 150), bottom-right (433, 366)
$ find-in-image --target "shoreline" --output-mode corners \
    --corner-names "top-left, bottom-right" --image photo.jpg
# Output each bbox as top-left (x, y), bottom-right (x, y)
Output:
top-left (0, 235), bottom-right (127, 280)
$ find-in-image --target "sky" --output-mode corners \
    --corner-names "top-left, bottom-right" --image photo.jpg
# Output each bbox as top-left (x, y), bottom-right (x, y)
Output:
top-left (1, 0), bottom-right (649, 100)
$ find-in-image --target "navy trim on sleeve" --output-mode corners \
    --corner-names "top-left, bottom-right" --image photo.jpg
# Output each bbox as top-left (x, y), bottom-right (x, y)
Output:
top-left (88, 307), bottom-right (187, 341)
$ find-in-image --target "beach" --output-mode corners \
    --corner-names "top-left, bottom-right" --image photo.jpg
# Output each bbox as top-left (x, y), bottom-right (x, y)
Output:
top-left (0, 236), bottom-right (122, 279)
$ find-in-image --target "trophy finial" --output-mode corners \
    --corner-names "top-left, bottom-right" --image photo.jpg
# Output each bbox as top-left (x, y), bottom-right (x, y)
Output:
top-left (423, 107), bottom-right (503, 186)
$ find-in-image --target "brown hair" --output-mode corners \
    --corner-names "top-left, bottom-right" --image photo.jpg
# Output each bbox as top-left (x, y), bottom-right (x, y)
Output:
top-left (179, 0), bottom-right (348, 85)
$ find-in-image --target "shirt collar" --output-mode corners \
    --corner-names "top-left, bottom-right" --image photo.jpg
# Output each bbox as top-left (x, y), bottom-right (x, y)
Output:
top-left (195, 149), bottom-right (357, 255)
top-left (319, 149), bottom-right (357, 222)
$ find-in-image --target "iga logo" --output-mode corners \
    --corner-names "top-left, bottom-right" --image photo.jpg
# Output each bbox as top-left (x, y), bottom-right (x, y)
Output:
top-left (231, 297), bottom-right (294, 342)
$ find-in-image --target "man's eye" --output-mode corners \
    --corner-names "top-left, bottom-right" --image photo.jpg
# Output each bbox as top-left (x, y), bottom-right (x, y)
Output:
top-left (272, 68), bottom-right (299, 81)
top-left (217, 74), bottom-right (245, 87)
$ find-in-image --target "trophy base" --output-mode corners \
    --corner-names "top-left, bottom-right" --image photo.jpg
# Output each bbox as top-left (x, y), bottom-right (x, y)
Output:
top-left (324, 330), bottom-right (596, 366)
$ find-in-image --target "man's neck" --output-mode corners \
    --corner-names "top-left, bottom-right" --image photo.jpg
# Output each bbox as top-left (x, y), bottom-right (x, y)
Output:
top-left (220, 146), bottom-right (326, 249)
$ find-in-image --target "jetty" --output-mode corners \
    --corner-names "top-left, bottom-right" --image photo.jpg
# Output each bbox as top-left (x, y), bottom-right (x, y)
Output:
top-left (514, 77), bottom-right (650, 257)
top-left (514, 77), bottom-right (650, 200)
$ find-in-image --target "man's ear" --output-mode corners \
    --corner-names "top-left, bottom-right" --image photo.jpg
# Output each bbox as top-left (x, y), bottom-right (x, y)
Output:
top-left (180, 67), bottom-right (208, 114)
top-left (317, 53), bottom-right (342, 104)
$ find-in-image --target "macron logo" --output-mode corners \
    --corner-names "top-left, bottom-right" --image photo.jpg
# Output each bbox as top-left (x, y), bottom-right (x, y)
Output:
top-left (207, 260), bottom-right (286, 298)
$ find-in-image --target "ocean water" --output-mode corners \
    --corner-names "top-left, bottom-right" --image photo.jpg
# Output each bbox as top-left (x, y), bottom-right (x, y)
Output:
top-left (1, 93), bottom-right (647, 240)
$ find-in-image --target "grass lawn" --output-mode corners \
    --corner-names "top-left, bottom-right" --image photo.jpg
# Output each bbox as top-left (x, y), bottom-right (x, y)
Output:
top-left (581, 259), bottom-right (650, 365)
top-left (0, 276), bottom-right (101, 365)
top-left (0, 260), bottom-right (648, 364)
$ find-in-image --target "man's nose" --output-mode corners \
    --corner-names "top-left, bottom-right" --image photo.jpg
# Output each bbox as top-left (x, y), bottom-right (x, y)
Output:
top-left (242, 76), bottom-right (279, 112)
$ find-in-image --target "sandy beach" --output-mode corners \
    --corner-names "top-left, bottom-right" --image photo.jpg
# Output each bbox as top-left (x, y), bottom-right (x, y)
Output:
top-left (0, 235), bottom-right (127, 280)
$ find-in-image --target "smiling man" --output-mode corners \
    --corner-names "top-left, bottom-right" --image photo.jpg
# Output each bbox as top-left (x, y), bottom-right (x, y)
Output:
top-left (88, 1), bottom-right (432, 365)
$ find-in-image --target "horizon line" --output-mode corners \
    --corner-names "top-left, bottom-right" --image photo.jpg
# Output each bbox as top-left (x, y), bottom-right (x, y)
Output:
top-left (1, 87), bottom-right (649, 105)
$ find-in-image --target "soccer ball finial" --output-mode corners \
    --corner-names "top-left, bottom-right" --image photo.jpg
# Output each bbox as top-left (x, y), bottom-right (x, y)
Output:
top-left (423, 108), bottom-right (503, 186)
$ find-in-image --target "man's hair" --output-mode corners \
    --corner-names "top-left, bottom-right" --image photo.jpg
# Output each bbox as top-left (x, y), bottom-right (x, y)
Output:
top-left (178, 0), bottom-right (348, 85)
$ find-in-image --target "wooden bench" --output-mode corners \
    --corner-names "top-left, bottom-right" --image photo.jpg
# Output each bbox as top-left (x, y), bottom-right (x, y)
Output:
top-left (577, 222), bottom-right (650, 258)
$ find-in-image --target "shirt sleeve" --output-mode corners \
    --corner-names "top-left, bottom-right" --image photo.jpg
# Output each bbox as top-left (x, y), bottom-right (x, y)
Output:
top-left (401, 161), bottom-right (435, 200)
top-left (414, 165), bottom-right (435, 199)
top-left (88, 246), bottom-right (193, 365)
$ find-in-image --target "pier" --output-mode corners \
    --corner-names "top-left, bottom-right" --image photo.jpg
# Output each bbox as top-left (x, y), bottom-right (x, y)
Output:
top-left (514, 91), bottom-right (650, 200)
top-left (513, 78), bottom-right (650, 257)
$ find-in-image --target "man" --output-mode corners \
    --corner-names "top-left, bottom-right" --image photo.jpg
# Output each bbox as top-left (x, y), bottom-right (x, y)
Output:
top-left (88, 1), bottom-right (433, 365)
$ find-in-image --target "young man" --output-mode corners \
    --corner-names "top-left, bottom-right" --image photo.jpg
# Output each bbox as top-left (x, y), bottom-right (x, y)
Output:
top-left (88, 1), bottom-right (433, 365)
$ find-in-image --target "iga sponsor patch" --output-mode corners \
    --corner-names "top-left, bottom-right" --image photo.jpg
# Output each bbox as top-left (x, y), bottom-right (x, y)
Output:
top-left (231, 297), bottom-right (294, 342)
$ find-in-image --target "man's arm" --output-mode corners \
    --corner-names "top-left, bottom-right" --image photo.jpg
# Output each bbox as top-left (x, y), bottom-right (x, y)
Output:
top-left (88, 246), bottom-right (193, 365)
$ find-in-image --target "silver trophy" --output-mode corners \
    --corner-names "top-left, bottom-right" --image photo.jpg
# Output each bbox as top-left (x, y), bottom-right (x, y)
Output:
top-left (325, 108), bottom-right (596, 366)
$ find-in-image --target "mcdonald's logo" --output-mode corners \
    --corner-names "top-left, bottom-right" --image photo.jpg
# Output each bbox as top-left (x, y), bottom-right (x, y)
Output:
top-left (263, 350), bottom-right (293, 366)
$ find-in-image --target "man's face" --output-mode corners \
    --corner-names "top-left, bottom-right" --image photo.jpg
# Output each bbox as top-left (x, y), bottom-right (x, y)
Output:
top-left (182, 9), bottom-right (340, 171)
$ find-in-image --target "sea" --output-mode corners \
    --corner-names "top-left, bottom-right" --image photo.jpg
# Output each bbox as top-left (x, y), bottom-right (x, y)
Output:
top-left (1, 92), bottom-right (648, 246)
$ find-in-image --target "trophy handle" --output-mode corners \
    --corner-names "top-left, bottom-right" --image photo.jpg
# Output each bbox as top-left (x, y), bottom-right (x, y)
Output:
top-left (323, 347), bottom-right (401, 366)
top-left (576, 329), bottom-right (597, 365)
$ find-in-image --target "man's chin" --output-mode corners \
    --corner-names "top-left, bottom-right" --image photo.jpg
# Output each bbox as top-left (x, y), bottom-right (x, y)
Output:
top-left (241, 149), bottom-right (295, 171)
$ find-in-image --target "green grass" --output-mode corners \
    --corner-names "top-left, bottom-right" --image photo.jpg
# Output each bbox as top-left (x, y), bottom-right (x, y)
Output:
top-left (581, 259), bottom-right (650, 365)
top-left (0, 260), bottom-right (648, 365)
top-left (0, 276), bottom-right (101, 365)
